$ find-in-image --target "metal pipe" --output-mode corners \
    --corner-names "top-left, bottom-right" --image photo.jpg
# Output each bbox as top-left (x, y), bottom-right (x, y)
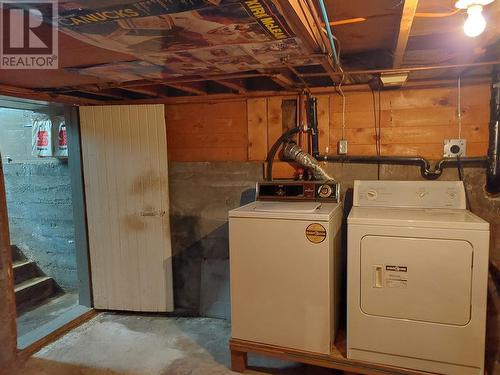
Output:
top-left (284, 143), bottom-right (335, 181)
top-left (308, 97), bottom-right (320, 158)
top-left (317, 154), bottom-right (487, 180)
top-left (316, 0), bottom-right (339, 66)
top-left (487, 68), bottom-right (500, 194)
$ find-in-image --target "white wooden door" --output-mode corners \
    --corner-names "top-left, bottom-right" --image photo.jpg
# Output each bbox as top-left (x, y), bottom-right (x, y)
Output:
top-left (79, 104), bottom-right (173, 311)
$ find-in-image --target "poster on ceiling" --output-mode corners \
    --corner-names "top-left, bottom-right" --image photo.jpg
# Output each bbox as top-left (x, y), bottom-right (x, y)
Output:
top-left (55, 0), bottom-right (310, 81)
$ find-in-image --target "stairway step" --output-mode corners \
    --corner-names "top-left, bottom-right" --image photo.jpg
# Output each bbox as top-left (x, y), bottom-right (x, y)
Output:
top-left (11, 245), bottom-right (26, 262)
top-left (13, 260), bottom-right (39, 285)
top-left (15, 276), bottom-right (55, 310)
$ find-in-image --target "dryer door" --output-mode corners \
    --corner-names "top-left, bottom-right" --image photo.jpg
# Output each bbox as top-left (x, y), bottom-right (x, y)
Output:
top-left (360, 235), bottom-right (473, 325)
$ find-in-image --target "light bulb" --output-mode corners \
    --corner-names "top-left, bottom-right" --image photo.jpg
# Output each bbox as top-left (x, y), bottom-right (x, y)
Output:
top-left (464, 4), bottom-right (486, 37)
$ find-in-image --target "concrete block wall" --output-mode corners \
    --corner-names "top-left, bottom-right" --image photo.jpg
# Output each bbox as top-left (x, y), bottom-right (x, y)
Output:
top-left (168, 161), bottom-right (499, 372)
top-left (168, 162), bottom-right (261, 318)
top-left (0, 107), bottom-right (77, 291)
top-left (3, 161), bottom-right (77, 290)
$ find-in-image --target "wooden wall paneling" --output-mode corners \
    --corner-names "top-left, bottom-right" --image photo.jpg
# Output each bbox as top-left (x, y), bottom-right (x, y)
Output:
top-left (329, 93), bottom-right (379, 155)
top-left (247, 98), bottom-right (268, 161)
top-left (326, 83), bottom-right (490, 159)
top-left (263, 161), bottom-right (297, 179)
top-left (165, 83), bottom-right (490, 162)
top-left (379, 142), bottom-right (489, 157)
top-left (267, 97), bottom-right (284, 160)
top-left (166, 101), bottom-right (248, 162)
top-left (328, 85), bottom-right (489, 113)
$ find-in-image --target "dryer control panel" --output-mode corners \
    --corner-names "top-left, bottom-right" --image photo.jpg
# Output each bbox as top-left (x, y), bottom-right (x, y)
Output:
top-left (257, 181), bottom-right (340, 202)
top-left (353, 180), bottom-right (466, 209)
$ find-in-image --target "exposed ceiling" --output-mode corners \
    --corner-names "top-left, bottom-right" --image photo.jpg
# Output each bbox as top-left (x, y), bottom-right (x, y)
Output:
top-left (0, 0), bottom-right (498, 103)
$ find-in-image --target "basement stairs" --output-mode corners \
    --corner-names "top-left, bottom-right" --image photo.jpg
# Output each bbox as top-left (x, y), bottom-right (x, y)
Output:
top-left (11, 245), bottom-right (58, 312)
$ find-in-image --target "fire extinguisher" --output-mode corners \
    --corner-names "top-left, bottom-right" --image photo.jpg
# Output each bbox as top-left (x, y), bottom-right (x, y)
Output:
top-left (56, 121), bottom-right (68, 157)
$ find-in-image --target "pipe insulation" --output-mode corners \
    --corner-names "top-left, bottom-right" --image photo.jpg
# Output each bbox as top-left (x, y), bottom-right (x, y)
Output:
top-left (487, 68), bottom-right (500, 195)
top-left (283, 142), bottom-right (335, 181)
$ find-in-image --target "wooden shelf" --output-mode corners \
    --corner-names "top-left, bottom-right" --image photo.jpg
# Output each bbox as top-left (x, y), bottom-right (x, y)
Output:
top-left (229, 331), bottom-right (433, 375)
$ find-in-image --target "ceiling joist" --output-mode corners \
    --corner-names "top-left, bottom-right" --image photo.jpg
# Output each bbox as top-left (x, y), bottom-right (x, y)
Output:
top-left (164, 83), bottom-right (207, 96)
top-left (119, 86), bottom-right (163, 97)
top-left (212, 79), bottom-right (247, 94)
top-left (268, 72), bottom-right (299, 91)
top-left (393, 0), bottom-right (420, 68)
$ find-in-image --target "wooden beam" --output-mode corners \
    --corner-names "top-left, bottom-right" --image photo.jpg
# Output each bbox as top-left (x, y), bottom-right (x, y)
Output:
top-left (0, 154), bottom-right (17, 368)
top-left (212, 79), bottom-right (247, 94)
top-left (393, 0), bottom-right (419, 68)
top-left (273, 0), bottom-right (322, 53)
top-left (0, 84), bottom-right (99, 105)
top-left (18, 309), bottom-right (97, 361)
top-left (96, 75), bottom-right (491, 105)
top-left (77, 90), bottom-right (125, 100)
top-left (275, 0), bottom-right (338, 84)
top-left (163, 82), bottom-right (206, 96)
top-left (119, 86), bottom-right (163, 97)
top-left (300, 60), bottom-right (500, 77)
top-left (269, 73), bottom-right (298, 91)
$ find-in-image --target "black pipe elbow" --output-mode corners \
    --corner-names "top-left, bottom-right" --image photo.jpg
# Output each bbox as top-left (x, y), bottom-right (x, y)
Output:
top-left (486, 68), bottom-right (500, 195)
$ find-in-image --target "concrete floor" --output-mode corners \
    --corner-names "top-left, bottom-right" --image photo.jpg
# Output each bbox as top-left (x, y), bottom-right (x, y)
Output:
top-left (17, 292), bottom-right (79, 337)
top-left (14, 313), bottom-right (340, 375)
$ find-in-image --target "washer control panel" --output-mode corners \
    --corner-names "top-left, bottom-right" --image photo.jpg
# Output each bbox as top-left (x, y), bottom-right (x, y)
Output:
top-left (257, 181), bottom-right (340, 202)
top-left (353, 180), bottom-right (466, 209)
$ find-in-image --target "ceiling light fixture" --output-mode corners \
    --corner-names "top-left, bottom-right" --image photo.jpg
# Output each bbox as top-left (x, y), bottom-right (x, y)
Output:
top-left (455, 0), bottom-right (494, 37)
top-left (379, 72), bottom-right (409, 88)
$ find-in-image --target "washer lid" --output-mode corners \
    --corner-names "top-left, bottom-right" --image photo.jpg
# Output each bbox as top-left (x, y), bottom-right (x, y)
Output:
top-left (253, 202), bottom-right (321, 213)
top-left (229, 201), bottom-right (341, 221)
top-left (348, 206), bottom-right (489, 230)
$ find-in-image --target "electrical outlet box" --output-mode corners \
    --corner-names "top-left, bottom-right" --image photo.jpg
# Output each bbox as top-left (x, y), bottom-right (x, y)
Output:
top-left (444, 139), bottom-right (467, 157)
top-left (338, 139), bottom-right (348, 155)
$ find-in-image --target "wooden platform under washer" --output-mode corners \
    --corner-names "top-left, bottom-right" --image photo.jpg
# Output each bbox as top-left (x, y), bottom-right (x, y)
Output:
top-left (229, 333), bottom-right (434, 375)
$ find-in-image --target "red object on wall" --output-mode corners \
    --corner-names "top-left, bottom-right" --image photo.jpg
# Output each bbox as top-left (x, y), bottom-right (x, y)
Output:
top-left (37, 131), bottom-right (49, 147)
top-left (59, 125), bottom-right (67, 147)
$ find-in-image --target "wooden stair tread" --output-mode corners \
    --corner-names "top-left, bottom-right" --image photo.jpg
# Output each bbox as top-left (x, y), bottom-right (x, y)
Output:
top-left (13, 260), bottom-right (34, 269)
top-left (14, 276), bottom-right (52, 293)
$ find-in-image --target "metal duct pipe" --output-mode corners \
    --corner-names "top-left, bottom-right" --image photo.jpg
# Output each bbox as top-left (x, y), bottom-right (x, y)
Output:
top-left (283, 142), bottom-right (335, 181)
top-left (487, 68), bottom-right (500, 194)
top-left (317, 154), bottom-right (487, 180)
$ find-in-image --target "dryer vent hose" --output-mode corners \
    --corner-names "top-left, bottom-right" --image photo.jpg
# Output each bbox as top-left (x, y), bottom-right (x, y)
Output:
top-left (283, 142), bottom-right (335, 181)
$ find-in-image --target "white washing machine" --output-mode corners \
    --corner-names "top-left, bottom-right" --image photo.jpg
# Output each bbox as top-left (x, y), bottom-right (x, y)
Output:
top-left (347, 180), bottom-right (489, 375)
top-left (229, 181), bottom-right (343, 354)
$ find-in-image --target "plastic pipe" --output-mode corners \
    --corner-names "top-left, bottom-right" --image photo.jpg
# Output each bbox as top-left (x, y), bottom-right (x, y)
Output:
top-left (317, 0), bottom-right (340, 66)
